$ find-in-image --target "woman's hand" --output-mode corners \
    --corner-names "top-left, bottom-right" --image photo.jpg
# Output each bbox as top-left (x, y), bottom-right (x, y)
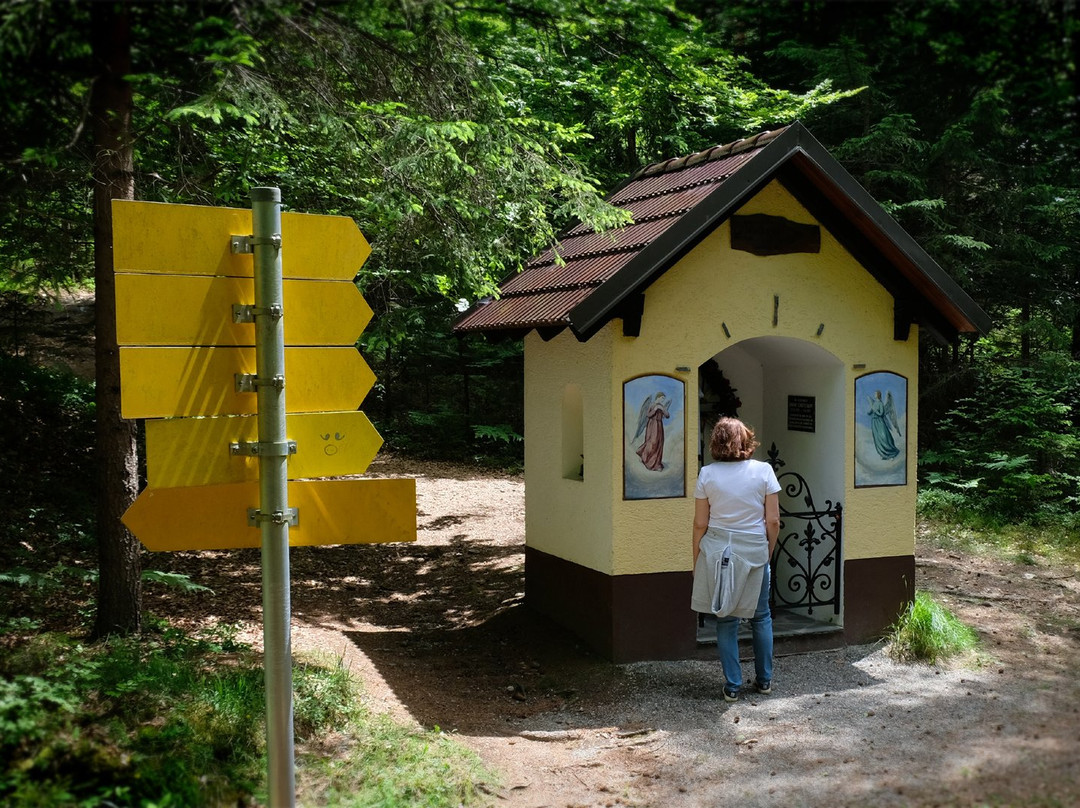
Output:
top-left (765, 492), bottom-right (780, 556)
top-left (692, 497), bottom-right (710, 568)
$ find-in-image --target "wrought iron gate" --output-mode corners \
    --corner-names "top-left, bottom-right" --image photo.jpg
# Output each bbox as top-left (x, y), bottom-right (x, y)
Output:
top-left (767, 444), bottom-right (842, 615)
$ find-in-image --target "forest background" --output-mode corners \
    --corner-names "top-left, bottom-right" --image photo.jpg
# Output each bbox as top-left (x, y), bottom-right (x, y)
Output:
top-left (2, 0), bottom-right (1079, 627)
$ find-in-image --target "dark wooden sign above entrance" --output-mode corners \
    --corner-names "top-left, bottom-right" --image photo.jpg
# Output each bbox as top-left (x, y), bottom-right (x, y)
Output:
top-left (731, 213), bottom-right (821, 256)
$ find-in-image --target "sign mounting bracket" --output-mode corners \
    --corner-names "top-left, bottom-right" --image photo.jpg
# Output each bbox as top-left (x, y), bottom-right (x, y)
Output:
top-left (247, 507), bottom-right (299, 527)
top-left (235, 373), bottom-right (285, 393)
top-left (231, 233), bottom-right (281, 254)
top-left (232, 303), bottom-right (284, 323)
top-left (230, 440), bottom-right (297, 457)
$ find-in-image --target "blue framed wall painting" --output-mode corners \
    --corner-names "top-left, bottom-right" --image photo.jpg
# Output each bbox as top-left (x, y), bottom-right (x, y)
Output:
top-left (623, 374), bottom-right (685, 500)
top-left (855, 371), bottom-right (907, 487)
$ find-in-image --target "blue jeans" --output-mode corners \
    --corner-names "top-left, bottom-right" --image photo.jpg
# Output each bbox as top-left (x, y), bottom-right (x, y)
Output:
top-left (715, 565), bottom-right (773, 690)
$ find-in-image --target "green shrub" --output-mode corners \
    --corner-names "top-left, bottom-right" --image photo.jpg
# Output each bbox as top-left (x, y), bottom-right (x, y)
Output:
top-left (381, 406), bottom-right (523, 469)
top-left (919, 348), bottom-right (1080, 525)
top-left (888, 591), bottom-right (979, 664)
top-left (293, 655), bottom-right (362, 739)
top-left (0, 630), bottom-right (262, 807)
top-left (1, 632), bottom-right (495, 807)
top-left (915, 486), bottom-right (971, 522)
top-left (0, 355), bottom-right (96, 569)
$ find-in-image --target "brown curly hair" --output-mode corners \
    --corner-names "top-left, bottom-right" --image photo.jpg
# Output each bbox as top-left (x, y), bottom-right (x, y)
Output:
top-left (709, 417), bottom-right (759, 461)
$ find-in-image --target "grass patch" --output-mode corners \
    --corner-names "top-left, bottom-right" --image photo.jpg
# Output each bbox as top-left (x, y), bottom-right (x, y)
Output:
top-left (887, 590), bottom-right (980, 665)
top-left (0, 627), bottom-right (264, 806)
top-left (917, 511), bottom-right (1080, 567)
top-left (0, 631), bottom-right (496, 807)
top-left (293, 653), bottom-right (495, 806)
top-left (298, 712), bottom-right (494, 808)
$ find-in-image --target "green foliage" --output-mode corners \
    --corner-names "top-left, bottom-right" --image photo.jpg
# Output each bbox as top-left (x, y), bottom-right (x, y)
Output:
top-left (6, 0), bottom-right (1080, 490)
top-left (1, 0), bottom-right (853, 472)
top-left (919, 332), bottom-right (1080, 525)
top-left (460, 0), bottom-right (858, 186)
top-left (297, 712), bottom-right (493, 808)
top-left (0, 617), bottom-right (41, 635)
top-left (0, 564), bottom-right (94, 592)
top-left (0, 0), bottom-right (95, 289)
top-left (0, 566), bottom-right (210, 598)
top-left (918, 514), bottom-right (1080, 568)
top-left (472, 424), bottom-right (523, 445)
top-left (887, 591), bottom-right (979, 665)
top-left (0, 629), bottom-right (262, 806)
top-left (772, 0), bottom-right (1080, 529)
top-left (370, 331), bottom-right (525, 467)
top-left (0, 355), bottom-right (97, 632)
top-left (392, 407), bottom-right (473, 460)
top-left (293, 655), bottom-right (362, 740)
top-left (140, 571), bottom-right (213, 595)
top-left (0, 630), bottom-right (494, 807)
top-left (0, 354), bottom-right (96, 596)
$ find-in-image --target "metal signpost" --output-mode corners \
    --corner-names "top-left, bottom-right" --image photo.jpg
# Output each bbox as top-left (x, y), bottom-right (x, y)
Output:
top-left (248, 188), bottom-right (295, 805)
top-left (111, 191), bottom-right (417, 807)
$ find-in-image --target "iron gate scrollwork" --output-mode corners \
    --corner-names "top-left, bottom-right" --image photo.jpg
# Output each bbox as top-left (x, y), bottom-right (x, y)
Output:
top-left (767, 443), bottom-right (842, 615)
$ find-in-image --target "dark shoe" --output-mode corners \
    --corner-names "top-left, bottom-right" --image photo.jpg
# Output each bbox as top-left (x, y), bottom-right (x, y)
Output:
top-left (755, 680), bottom-right (772, 695)
top-left (723, 685), bottom-right (739, 702)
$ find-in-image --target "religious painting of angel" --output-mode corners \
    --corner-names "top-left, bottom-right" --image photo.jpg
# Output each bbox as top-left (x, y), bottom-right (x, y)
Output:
top-left (855, 371), bottom-right (907, 487)
top-left (623, 374), bottom-right (685, 500)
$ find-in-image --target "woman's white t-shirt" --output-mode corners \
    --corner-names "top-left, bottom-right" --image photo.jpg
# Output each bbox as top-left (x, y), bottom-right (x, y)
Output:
top-left (694, 459), bottom-right (781, 535)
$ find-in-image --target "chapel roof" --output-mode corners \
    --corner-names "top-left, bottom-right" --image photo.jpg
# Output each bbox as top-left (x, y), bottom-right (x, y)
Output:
top-left (453, 122), bottom-right (990, 342)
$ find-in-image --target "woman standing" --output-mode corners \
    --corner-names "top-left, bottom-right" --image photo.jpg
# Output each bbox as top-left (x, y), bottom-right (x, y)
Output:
top-left (691, 418), bottom-right (781, 702)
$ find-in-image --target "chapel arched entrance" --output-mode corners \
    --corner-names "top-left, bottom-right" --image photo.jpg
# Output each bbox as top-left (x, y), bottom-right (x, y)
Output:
top-left (698, 336), bottom-right (845, 638)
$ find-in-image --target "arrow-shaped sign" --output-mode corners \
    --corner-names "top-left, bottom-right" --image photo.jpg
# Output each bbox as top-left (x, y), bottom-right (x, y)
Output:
top-left (122, 478), bottom-right (416, 552)
top-left (112, 200), bottom-right (371, 280)
top-left (145, 410), bottom-right (383, 488)
top-left (119, 346), bottom-right (375, 419)
top-left (115, 274), bottom-right (372, 347)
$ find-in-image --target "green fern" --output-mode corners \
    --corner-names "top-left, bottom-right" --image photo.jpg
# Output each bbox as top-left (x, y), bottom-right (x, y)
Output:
top-left (141, 570), bottom-right (213, 594)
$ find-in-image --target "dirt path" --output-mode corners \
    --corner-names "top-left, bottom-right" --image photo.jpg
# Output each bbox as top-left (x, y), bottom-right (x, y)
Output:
top-left (151, 456), bottom-right (1080, 808)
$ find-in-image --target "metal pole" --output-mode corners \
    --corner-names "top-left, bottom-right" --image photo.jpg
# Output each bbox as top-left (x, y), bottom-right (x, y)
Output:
top-left (251, 186), bottom-right (296, 807)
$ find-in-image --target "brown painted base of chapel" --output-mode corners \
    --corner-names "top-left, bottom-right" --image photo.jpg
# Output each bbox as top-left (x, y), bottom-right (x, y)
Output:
top-left (525, 547), bottom-right (916, 663)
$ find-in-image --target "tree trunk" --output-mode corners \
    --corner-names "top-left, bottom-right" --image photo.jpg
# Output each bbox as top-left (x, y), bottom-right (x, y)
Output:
top-left (91, 1), bottom-right (141, 638)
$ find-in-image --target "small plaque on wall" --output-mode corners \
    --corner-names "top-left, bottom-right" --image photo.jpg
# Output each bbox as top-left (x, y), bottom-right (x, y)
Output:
top-left (788, 395), bottom-right (816, 433)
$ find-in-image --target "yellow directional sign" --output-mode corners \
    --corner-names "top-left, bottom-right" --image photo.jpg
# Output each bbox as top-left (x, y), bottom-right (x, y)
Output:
top-left (115, 274), bottom-right (372, 347)
top-left (112, 200), bottom-right (371, 280)
top-left (119, 346), bottom-right (375, 419)
top-left (145, 410), bottom-right (384, 488)
top-left (111, 196), bottom-right (415, 556)
top-left (122, 478), bottom-right (417, 552)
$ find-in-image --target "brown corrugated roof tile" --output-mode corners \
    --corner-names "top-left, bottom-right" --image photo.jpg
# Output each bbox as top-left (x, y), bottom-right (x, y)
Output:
top-left (454, 287), bottom-right (595, 332)
top-left (502, 251), bottom-right (637, 295)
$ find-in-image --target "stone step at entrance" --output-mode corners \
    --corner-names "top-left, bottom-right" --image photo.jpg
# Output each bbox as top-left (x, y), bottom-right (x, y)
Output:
top-left (696, 608), bottom-right (842, 646)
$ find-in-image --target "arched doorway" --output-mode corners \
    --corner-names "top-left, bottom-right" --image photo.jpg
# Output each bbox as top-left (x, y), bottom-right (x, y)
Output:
top-left (698, 336), bottom-right (845, 639)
